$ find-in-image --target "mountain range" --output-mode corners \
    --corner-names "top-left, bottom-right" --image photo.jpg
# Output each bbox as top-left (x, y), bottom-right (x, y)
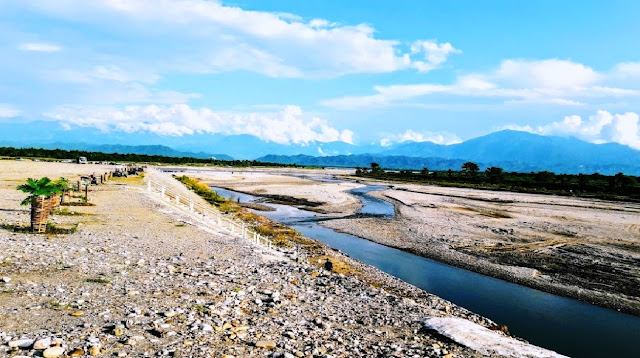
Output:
top-left (257, 130), bottom-right (640, 175)
top-left (3, 124), bottom-right (640, 175)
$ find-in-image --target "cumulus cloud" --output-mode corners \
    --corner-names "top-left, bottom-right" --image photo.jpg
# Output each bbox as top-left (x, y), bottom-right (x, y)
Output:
top-left (13, 0), bottom-right (456, 78)
top-left (0, 104), bottom-right (21, 118)
top-left (410, 40), bottom-right (461, 72)
top-left (18, 42), bottom-right (61, 52)
top-left (380, 129), bottom-right (462, 146)
top-left (44, 104), bottom-right (354, 144)
top-left (505, 110), bottom-right (640, 149)
top-left (324, 59), bottom-right (640, 109)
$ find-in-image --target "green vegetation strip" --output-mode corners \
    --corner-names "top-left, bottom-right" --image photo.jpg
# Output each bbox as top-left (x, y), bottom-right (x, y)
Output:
top-left (356, 162), bottom-right (640, 202)
top-left (1, 146), bottom-right (299, 167)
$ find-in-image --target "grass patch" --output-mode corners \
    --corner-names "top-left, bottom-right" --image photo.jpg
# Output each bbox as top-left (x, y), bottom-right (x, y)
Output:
top-left (1, 222), bottom-right (78, 234)
top-left (192, 304), bottom-right (209, 313)
top-left (51, 207), bottom-right (89, 216)
top-left (308, 255), bottom-right (361, 275)
top-left (60, 201), bottom-right (95, 207)
top-left (46, 222), bottom-right (78, 234)
top-left (85, 277), bottom-right (110, 284)
top-left (46, 300), bottom-right (69, 310)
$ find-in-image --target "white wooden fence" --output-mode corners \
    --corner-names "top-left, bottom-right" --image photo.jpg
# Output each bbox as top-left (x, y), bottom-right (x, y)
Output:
top-left (146, 178), bottom-right (273, 249)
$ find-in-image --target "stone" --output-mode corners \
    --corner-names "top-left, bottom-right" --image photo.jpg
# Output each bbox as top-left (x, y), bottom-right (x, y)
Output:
top-left (1, 277), bottom-right (10, 283)
top-left (201, 324), bottom-right (213, 332)
top-left (89, 344), bottom-right (101, 356)
top-left (42, 346), bottom-right (65, 358)
top-left (113, 324), bottom-right (126, 336)
top-left (8, 338), bottom-right (34, 348)
top-left (256, 340), bottom-right (276, 349)
top-left (34, 337), bottom-right (51, 350)
top-left (68, 348), bottom-right (84, 357)
top-left (70, 311), bottom-right (84, 317)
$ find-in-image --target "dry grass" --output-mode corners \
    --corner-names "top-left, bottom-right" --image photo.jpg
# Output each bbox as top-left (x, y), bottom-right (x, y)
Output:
top-left (453, 206), bottom-right (512, 219)
top-left (308, 255), bottom-right (361, 276)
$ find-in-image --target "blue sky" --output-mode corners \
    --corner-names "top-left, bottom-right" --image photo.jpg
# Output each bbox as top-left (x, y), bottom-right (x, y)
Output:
top-left (2, 0), bottom-right (640, 150)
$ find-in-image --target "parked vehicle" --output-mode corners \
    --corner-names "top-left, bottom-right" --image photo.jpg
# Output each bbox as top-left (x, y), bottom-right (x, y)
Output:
top-left (77, 156), bottom-right (87, 164)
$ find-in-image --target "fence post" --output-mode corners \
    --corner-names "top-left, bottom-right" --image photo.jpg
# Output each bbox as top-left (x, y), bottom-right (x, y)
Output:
top-left (189, 200), bottom-right (194, 212)
top-left (147, 181), bottom-right (151, 192)
top-left (175, 194), bottom-right (180, 204)
top-left (161, 186), bottom-right (166, 199)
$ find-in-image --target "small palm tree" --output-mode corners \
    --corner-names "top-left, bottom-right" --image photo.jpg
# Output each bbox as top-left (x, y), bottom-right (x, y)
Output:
top-left (17, 177), bottom-right (60, 233)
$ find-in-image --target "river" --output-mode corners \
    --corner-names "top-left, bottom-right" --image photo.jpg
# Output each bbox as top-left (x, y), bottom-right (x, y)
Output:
top-left (210, 183), bottom-right (640, 358)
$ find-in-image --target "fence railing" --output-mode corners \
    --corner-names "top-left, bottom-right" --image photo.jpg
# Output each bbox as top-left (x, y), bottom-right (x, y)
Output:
top-left (145, 178), bottom-right (273, 250)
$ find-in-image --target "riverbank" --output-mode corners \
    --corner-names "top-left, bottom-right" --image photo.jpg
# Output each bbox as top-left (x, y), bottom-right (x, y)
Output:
top-left (323, 178), bottom-right (640, 316)
top-left (0, 162), bottom-right (565, 357)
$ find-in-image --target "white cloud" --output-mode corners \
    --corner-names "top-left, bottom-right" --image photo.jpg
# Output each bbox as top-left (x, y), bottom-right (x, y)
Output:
top-left (52, 65), bottom-right (160, 84)
top-left (44, 104), bottom-right (354, 144)
top-left (14, 0), bottom-right (456, 78)
top-left (381, 129), bottom-right (462, 146)
top-left (18, 42), bottom-right (61, 52)
top-left (411, 40), bottom-right (461, 72)
top-left (324, 59), bottom-right (640, 109)
top-left (505, 110), bottom-right (640, 149)
top-left (0, 104), bottom-right (21, 118)
top-left (494, 59), bottom-right (600, 89)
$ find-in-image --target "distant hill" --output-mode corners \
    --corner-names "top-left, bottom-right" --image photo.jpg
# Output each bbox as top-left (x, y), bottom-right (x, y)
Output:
top-left (259, 131), bottom-right (640, 175)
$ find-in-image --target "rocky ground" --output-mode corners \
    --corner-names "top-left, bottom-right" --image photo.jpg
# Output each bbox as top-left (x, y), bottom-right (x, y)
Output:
top-left (0, 162), bottom-right (565, 358)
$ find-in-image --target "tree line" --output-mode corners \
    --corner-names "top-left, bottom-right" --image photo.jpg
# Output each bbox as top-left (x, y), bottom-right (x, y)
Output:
top-left (0, 146), bottom-right (296, 168)
top-left (356, 161), bottom-right (640, 200)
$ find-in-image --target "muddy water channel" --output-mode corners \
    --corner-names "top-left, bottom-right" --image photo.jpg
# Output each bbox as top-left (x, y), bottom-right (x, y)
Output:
top-left (211, 185), bottom-right (640, 357)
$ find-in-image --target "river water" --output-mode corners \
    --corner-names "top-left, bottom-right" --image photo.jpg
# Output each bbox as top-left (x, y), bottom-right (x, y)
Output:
top-left (210, 184), bottom-right (640, 357)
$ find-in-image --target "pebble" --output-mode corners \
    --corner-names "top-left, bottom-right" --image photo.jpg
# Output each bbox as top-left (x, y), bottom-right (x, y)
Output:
top-left (89, 344), bottom-right (101, 356)
top-left (42, 346), bottom-right (65, 358)
top-left (8, 338), bottom-right (34, 348)
top-left (1, 277), bottom-right (10, 283)
top-left (256, 340), bottom-right (277, 349)
top-left (68, 348), bottom-right (84, 357)
top-left (33, 337), bottom-right (51, 350)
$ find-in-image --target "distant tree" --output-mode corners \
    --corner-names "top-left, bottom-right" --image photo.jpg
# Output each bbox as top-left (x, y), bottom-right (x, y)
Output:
top-left (370, 162), bottom-right (384, 175)
top-left (447, 169), bottom-right (453, 178)
top-left (355, 167), bottom-right (363, 176)
top-left (485, 167), bottom-right (504, 183)
top-left (421, 167), bottom-right (429, 176)
top-left (461, 162), bottom-right (479, 175)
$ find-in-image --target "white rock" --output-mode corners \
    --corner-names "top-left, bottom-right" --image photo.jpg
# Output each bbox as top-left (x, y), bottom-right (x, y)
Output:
top-left (201, 324), bottom-right (213, 332)
top-left (42, 346), bottom-right (65, 358)
top-left (1, 277), bottom-right (10, 283)
top-left (8, 339), bottom-right (34, 348)
top-left (34, 337), bottom-right (52, 350)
